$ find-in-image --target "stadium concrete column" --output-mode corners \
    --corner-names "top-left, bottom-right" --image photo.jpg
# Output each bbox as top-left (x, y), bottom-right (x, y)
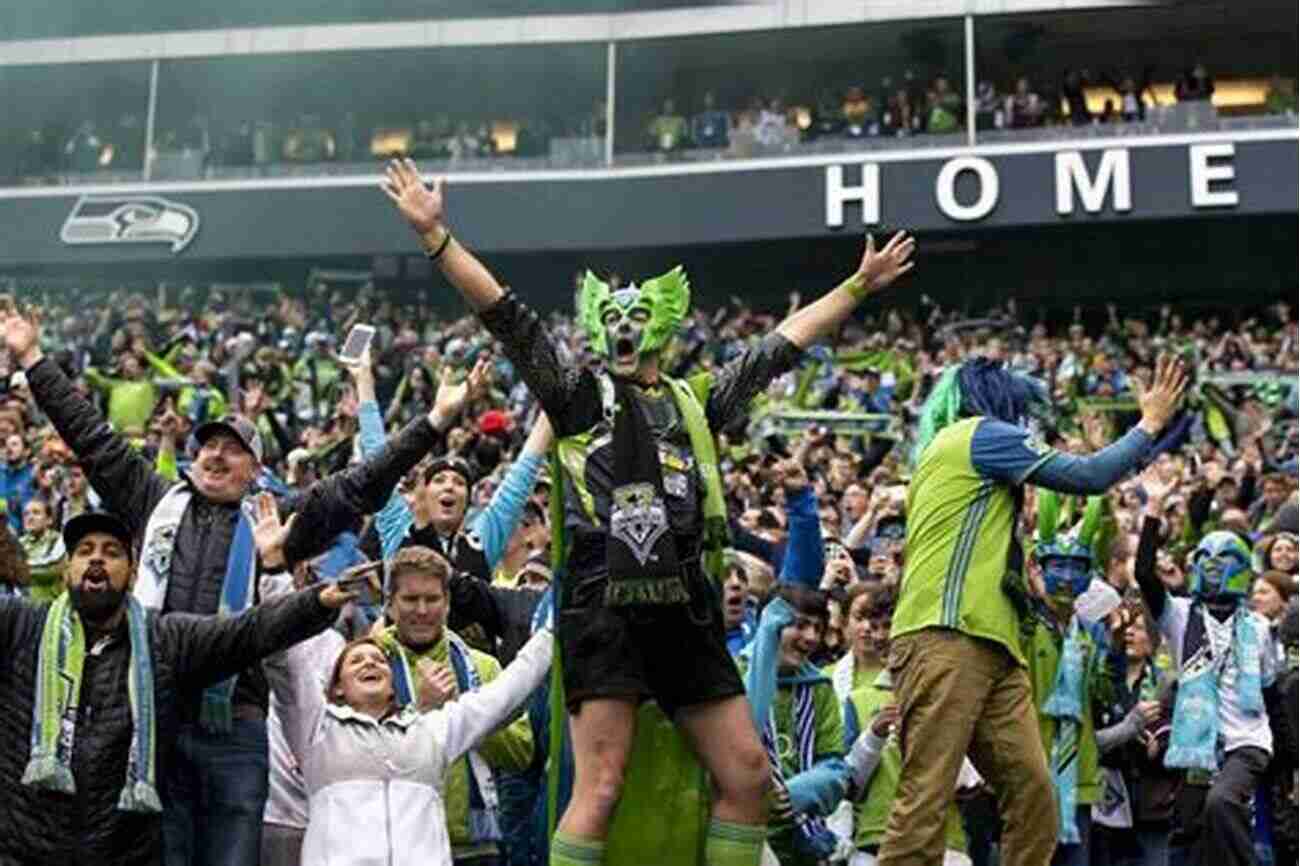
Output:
top-left (143, 58), bottom-right (159, 181)
top-left (964, 15), bottom-right (975, 147)
top-left (605, 40), bottom-right (616, 166)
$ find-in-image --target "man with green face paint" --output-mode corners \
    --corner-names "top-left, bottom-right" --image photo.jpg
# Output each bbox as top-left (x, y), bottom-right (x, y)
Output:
top-left (381, 158), bottom-right (916, 866)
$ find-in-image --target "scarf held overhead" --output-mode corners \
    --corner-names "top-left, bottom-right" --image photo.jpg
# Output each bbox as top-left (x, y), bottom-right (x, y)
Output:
top-left (24, 592), bottom-right (162, 814)
top-left (134, 484), bottom-right (258, 734)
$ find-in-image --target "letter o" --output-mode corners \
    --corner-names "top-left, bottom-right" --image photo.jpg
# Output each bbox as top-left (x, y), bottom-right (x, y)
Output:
top-left (935, 157), bottom-right (999, 222)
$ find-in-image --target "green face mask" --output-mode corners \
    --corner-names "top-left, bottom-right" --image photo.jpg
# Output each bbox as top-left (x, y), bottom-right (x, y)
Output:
top-left (577, 267), bottom-right (691, 362)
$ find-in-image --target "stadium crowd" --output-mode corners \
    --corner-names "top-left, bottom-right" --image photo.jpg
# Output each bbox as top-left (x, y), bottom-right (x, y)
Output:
top-left (6, 57), bottom-right (1297, 182)
top-left (0, 216), bottom-right (1294, 866)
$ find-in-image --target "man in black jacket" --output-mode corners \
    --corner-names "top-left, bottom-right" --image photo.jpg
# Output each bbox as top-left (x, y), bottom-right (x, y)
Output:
top-left (0, 510), bottom-right (356, 866)
top-left (1, 308), bottom-right (452, 866)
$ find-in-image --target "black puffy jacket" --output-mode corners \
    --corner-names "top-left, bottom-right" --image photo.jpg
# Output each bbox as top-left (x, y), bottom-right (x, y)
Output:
top-left (0, 588), bottom-right (336, 866)
top-left (27, 357), bottom-right (439, 720)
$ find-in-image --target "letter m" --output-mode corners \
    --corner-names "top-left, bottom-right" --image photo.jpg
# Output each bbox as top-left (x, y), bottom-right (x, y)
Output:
top-left (1055, 149), bottom-right (1132, 215)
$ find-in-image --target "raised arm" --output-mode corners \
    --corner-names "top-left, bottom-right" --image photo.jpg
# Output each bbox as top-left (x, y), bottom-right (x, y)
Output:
top-left (971, 356), bottom-right (1188, 496)
top-left (466, 413), bottom-right (552, 569)
top-left (436, 626), bottom-right (554, 766)
top-left (3, 311), bottom-right (169, 540)
top-left (775, 232), bottom-right (914, 350)
top-left (349, 349), bottom-right (484, 562)
top-left (381, 159), bottom-right (590, 430)
top-left (384, 159), bottom-right (503, 313)
top-left (280, 388), bottom-right (458, 566)
top-left (706, 232), bottom-right (914, 428)
top-left (777, 454), bottom-right (825, 587)
top-left (1133, 469), bottom-right (1173, 621)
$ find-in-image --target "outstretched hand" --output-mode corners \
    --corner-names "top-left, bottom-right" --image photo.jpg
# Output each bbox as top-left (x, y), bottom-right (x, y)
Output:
top-left (1133, 354), bottom-right (1188, 436)
top-left (428, 357), bottom-right (492, 432)
top-left (252, 492), bottom-right (296, 570)
top-left (856, 231), bottom-right (916, 294)
top-left (381, 158), bottom-right (444, 237)
top-left (0, 298), bottom-right (44, 369)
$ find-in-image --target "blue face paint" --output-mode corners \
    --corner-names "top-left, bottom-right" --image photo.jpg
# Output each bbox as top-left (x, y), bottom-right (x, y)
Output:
top-left (1042, 556), bottom-right (1093, 599)
top-left (1189, 531), bottom-right (1253, 598)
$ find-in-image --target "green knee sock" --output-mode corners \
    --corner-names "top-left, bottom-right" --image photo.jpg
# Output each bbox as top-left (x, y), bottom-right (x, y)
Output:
top-left (551, 831), bottom-right (606, 866)
top-left (704, 818), bottom-right (767, 866)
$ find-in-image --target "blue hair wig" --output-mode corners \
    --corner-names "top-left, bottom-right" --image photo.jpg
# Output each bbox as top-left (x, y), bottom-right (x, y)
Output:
top-left (912, 357), bottom-right (1049, 466)
top-left (957, 357), bottom-right (1047, 426)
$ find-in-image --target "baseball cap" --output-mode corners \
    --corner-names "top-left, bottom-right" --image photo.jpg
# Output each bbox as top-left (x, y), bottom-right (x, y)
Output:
top-left (64, 512), bottom-right (135, 560)
top-left (193, 415), bottom-right (263, 463)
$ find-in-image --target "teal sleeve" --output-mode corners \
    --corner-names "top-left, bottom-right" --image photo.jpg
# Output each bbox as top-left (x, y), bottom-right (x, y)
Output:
top-left (358, 399), bottom-right (413, 560)
top-left (743, 597), bottom-right (795, 730)
top-left (467, 452), bottom-right (544, 571)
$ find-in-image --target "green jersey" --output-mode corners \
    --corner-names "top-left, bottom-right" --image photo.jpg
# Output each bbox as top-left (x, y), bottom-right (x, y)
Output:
top-left (891, 417), bottom-right (1028, 665)
top-left (845, 673), bottom-right (967, 852)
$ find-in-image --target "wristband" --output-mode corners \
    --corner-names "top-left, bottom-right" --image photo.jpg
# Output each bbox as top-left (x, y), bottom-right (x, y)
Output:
top-left (422, 229), bottom-right (452, 262)
top-left (840, 273), bottom-right (871, 302)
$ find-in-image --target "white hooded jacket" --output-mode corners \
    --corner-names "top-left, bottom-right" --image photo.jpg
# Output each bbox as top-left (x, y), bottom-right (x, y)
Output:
top-left (268, 627), bottom-right (553, 866)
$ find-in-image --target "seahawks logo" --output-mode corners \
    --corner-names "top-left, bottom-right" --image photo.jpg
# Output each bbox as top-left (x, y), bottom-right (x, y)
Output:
top-left (60, 195), bottom-right (199, 253)
top-left (610, 483), bottom-right (669, 567)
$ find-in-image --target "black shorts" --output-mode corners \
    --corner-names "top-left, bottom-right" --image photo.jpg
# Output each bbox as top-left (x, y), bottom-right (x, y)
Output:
top-left (558, 569), bottom-right (744, 718)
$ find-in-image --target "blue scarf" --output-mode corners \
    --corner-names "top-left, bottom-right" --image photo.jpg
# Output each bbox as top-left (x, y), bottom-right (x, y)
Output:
top-left (759, 674), bottom-right (838, 860)
top-left (1166, 603), bottom-right (1263, 771)
top-left (387, 631), bottom-right (502, 845)
top-left (1042, 616), bottom-right (1087, 845)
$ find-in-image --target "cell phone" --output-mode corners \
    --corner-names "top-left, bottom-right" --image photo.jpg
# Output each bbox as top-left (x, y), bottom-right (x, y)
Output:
top-left (339, 324), bottom-right (376, 363)
top-left (337, 562), bottom-right (383, 606)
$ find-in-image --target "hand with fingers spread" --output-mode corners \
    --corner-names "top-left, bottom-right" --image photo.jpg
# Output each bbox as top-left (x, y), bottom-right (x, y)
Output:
top-left (1140, 466), bottom-right (1173, 515)
top-left (851, 231), bottom-right (916, 298)
top-left (381, 158), bottom-right (446, 247)
top-left (0, 298), bottom-right (44, 369)
top-left (1132, 354), bottom-right (1188, 436)
top-left (428, 357), bottom-right (491, 432)
top-left (252, 492), bottom-right (297, 572)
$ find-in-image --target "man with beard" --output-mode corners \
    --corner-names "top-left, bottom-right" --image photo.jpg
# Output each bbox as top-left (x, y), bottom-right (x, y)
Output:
top-left (382, 157), bottom-right (914, 866)
top-left (0, 507), bottom-right (357, 865)
top-left (1, 307), bottom-right (451, 866)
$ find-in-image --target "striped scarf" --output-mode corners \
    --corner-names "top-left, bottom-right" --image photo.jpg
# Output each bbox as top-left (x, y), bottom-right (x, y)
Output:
top-left (760, 680), bottom-right (838, 860)
top-left (24, 593), bottom-right (162, 813)
top-left (134, 485), bottom-right (258, 734)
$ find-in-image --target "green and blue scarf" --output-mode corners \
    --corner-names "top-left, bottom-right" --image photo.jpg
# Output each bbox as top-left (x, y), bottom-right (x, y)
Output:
top-left (1166, 603), bottom-right (1263, 771)
top-left (24, 592), bottom-right (162, 813)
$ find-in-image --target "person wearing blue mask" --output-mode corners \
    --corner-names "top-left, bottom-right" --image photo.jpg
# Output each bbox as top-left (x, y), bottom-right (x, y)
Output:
top-left (1022, 493), bottom-right (1127, 866)
top-left (1137, 470), bottom-right (1279, 866)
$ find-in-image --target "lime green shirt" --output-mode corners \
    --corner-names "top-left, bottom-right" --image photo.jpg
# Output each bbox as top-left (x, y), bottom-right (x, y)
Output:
top-left (846, 675), bottom-right (966, 851)
top-left (84, 370), bottom-right (158, 436)
top-left (891, 417), bottom-right (1027, 665)
top-left (1022, 614), bottom-right (1116, 805)
top-left (387, 631), bottom-right (533, 857)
